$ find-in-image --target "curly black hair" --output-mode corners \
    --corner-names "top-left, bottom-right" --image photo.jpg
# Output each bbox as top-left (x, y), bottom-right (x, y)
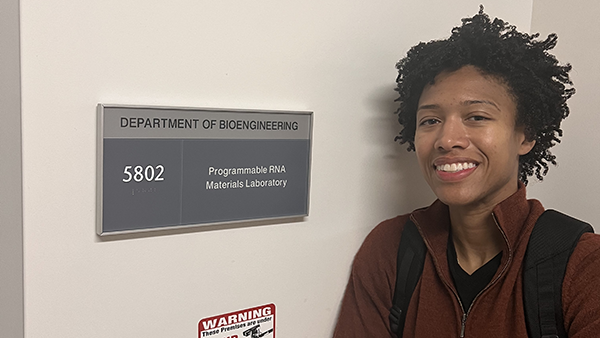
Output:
top-left (394, 6), bottom-right (574, 184)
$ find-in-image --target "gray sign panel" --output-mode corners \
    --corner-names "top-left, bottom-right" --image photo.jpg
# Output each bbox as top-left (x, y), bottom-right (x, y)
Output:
top-left (97, 104), bottom-right (312, 235)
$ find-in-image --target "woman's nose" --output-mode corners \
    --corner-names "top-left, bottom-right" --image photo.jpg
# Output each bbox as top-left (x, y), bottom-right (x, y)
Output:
top-left (434, 119), bottom-right (469, 151)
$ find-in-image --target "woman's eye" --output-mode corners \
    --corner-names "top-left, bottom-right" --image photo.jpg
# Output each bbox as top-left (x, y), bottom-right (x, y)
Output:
top-left (419, 119), bottom-right (439, 126)
top-left (467, 115), bottom-right (488, 121)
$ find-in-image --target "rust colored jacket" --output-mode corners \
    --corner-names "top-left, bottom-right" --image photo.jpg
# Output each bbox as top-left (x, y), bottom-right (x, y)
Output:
top-left (333, 186), bottom-right (600, 337)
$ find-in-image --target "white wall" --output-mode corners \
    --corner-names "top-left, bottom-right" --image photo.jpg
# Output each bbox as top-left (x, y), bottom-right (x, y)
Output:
top-left (16, 1), bottom-right (532, 337)
top-left (528, 1), bottom-right (600, 230)
top-left (0, 0), bottom-right (24, 336)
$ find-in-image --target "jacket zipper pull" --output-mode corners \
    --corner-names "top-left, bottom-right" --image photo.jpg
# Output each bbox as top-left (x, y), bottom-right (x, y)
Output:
top-left (460, 313), bottom-right (467, 337)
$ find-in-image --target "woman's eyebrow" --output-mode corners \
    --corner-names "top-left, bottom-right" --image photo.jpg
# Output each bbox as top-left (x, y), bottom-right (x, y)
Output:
top-left (417, 100), bottom-right (500, 112)
top-left (461, 99), bottom-right (500, 110)
top-left (417, 104), bottom-right (440, 111)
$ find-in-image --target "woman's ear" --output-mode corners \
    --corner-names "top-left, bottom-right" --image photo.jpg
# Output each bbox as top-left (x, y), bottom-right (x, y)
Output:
top-left (518, 137), bottom-right (536, 156)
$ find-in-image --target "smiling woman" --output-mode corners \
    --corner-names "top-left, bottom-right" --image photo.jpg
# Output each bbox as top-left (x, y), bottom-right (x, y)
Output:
top-left (415, 66), bottom-right (535, 211)
top-left (333, 7), bottom-right (600, 338)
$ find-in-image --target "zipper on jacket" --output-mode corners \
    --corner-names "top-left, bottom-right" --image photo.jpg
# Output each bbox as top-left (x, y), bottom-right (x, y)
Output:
top-left (458, 213), bottom-right (513, 337)
top-left (409, 212), bottom-right (513, 338)
top-left (410, 215), bottom-right (469, 337)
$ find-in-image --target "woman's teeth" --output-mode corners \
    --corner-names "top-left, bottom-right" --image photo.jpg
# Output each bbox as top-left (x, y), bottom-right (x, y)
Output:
top-left (436, 162), bottom-right (477, 173)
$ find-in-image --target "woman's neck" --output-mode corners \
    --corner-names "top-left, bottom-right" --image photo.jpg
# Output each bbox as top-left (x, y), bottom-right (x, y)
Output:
top-left (449, 206), bottom-right (505, 275)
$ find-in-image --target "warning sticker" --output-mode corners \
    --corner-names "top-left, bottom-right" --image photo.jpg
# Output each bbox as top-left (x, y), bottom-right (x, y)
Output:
top-left (199, 304), bottom-right (276, 338)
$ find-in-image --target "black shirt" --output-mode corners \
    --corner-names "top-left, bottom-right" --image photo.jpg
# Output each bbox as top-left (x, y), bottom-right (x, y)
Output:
top-left (447, 235), bottom-right (502, 312)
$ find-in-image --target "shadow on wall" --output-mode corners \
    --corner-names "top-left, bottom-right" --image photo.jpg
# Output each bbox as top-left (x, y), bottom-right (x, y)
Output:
top-left (361, 84), bottom-right (436, 221)
top-left (95, 216), bottom-right (305, 242)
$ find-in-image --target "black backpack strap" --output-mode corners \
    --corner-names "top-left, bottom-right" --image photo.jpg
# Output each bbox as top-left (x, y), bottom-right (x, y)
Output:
top-left (389, 219), bottom-right (427, 337)
top-left (523, 209), bottom-right (594, 338)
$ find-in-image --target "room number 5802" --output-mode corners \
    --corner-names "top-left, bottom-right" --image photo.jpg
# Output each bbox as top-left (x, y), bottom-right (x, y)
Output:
top-left (122, 165), bottom-right (165, 183)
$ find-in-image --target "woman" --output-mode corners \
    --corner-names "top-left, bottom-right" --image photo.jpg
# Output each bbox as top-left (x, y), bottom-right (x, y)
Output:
top-left (333, 8), bottom-right (600, 338)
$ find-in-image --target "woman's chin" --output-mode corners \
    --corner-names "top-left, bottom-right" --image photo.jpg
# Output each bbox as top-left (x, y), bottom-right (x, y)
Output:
top-left (433, 188), bottom-right (479, 208)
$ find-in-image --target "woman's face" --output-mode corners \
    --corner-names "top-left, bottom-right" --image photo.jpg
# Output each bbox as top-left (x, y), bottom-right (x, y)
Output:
top-left (414, 65), bottom-right (535, 210)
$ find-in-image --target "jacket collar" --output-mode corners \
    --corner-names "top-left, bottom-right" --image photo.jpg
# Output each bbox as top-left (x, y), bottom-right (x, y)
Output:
top-left (409, 182), bottom-right (537, 281)
top-left (490, 182), bottom-right (536, 249)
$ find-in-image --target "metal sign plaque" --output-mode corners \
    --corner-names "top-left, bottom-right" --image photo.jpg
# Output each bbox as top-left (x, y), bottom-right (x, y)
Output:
top-left (96, 104), bottom-right (312, 235)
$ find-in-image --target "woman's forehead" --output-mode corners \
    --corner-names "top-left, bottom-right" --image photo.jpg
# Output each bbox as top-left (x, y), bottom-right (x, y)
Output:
top-left (418, 66), bottom-right (517, 110)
